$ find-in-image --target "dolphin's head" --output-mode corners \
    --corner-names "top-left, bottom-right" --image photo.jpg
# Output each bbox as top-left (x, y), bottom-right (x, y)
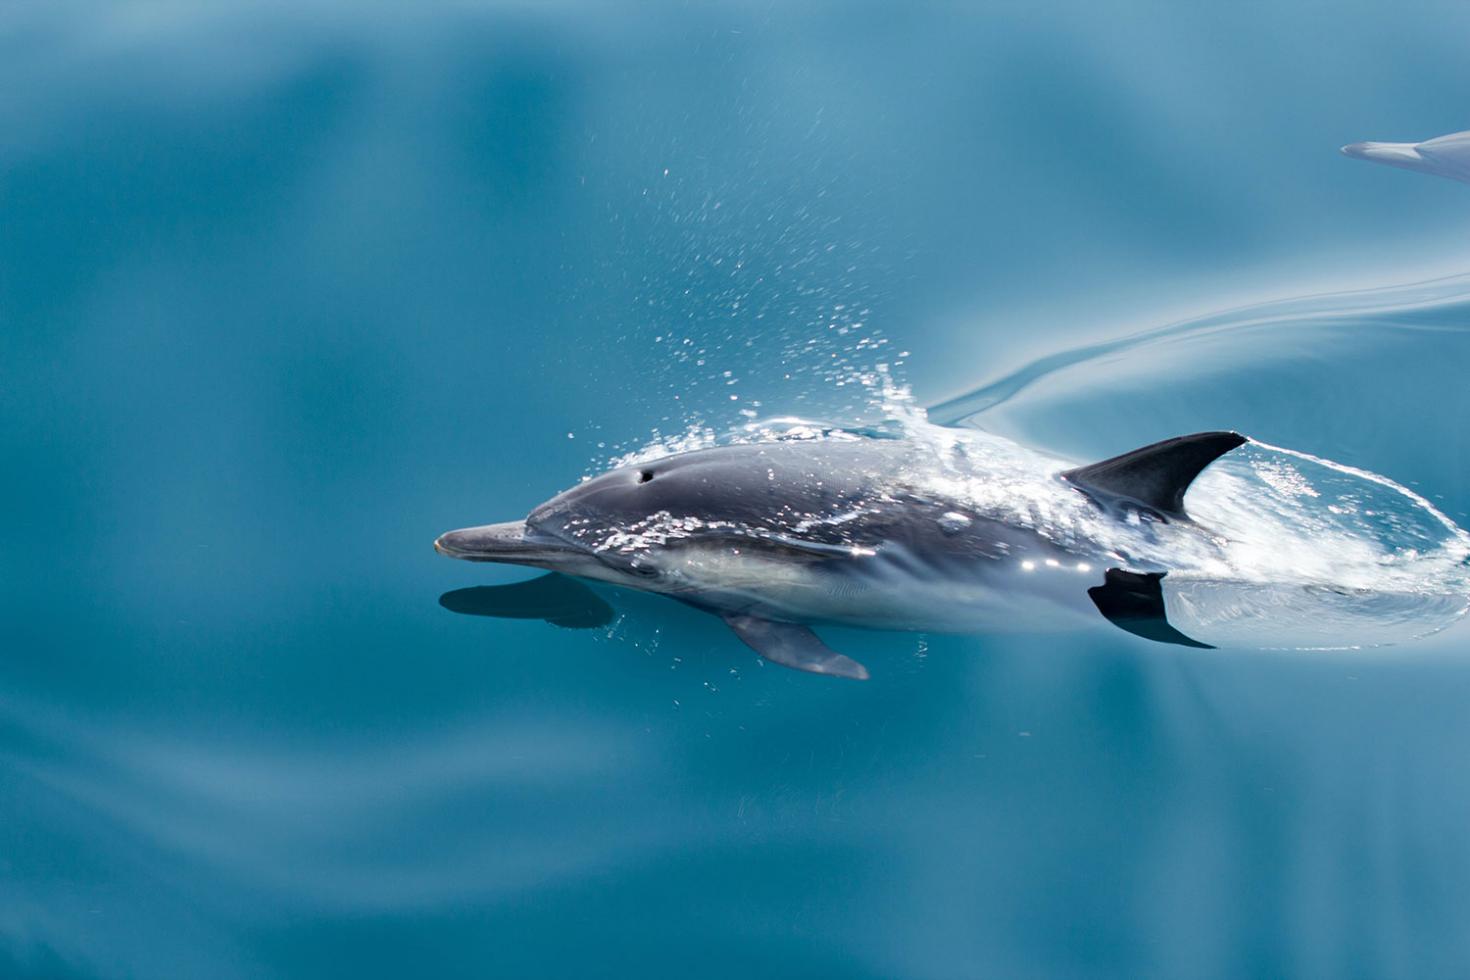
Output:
top-left (1341, 132), bottom-right (1470, 183)
top-left (434, 462), bottom-right (668, 588)
top-left (434, 447), bottom-right (804, 595)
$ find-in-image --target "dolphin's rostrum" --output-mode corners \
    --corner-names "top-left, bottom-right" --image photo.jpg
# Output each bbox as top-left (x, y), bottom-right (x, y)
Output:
top-left (1342, 130), bottom-right (1470, 184)
top-left (435, 430), bottom-right (1248, 679)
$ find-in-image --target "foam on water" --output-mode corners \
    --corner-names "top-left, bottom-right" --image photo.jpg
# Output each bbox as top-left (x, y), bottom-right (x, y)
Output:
top-left (1169, 441), bottom-right (1470, 647)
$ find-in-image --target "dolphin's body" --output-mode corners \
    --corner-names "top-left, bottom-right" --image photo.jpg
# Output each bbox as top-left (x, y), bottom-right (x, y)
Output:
top-left (435, 430), bottom-right (1248, 679)
top-left (1342, 130), bottom-right (1470, 184)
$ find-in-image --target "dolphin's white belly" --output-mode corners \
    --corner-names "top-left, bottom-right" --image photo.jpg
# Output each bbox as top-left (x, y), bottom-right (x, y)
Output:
top-left (670, 545), bottom-right (1104, 633)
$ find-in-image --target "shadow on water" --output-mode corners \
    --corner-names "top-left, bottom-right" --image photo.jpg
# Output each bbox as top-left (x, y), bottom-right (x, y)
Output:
top-left (438, 574), bottom-right (615, 629)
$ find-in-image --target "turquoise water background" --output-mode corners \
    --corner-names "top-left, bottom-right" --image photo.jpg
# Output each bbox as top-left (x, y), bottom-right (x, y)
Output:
top-left (6, 4), bottom-right (1470, 977)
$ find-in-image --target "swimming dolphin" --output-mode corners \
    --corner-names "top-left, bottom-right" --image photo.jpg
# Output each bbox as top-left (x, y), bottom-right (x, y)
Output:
top-left (435, 430), bottom-right (1247, 679)
top-left (1341, 130), bottom-right (1470, 184)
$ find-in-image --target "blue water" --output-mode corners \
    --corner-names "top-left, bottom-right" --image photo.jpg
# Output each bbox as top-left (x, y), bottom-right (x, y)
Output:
top-left (7, 4), bottom-right (1470, 978)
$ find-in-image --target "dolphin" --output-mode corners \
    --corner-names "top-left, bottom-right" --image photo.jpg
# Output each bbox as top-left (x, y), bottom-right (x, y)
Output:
top-left (1341, 130), bottom-right (1470, 184)
top-left (435, 430), bottom-right (1248, 679)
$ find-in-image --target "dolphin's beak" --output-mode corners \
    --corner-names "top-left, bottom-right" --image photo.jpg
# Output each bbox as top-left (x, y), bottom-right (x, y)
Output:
top-left (434, 521), bottom-right (575, 567)
top-left (1340, 140), bottom-right (1425, 168)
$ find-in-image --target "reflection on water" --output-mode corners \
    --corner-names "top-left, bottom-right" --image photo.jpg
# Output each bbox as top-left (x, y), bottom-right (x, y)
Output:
top-left (439, 574), bottom-right (615, 629)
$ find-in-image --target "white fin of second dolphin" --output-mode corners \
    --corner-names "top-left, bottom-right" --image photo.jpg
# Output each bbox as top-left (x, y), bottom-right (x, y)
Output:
top-left (1342, 130), bottom-right (1470, 184)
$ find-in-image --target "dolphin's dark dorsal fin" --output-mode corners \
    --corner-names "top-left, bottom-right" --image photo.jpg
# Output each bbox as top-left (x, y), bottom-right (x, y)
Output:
top-left (1060, 431), bottom-right (1247, 522)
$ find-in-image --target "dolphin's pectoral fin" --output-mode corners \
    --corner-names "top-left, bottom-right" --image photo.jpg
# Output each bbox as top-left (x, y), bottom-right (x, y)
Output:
top-left (722, 614), bottom-right (870, 680)
top-left (1088, 568), bottom-right (1212, 649)
top-left (438, 574), bottom-right (615, 629)
top-left (1061, 431), bottom-right (1247, 522)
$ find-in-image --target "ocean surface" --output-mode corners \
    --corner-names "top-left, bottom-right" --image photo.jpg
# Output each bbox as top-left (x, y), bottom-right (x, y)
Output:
top-left (6, 3), bottom-right (1470, 978)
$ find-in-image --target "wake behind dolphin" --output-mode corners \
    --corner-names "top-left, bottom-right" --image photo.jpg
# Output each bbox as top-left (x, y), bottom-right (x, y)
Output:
top-left (436, 413), bottom-right (1470, 678)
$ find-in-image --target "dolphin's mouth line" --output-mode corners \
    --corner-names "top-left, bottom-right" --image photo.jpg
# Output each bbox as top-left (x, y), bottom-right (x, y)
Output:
top-left (433, 521), bottom-right (582, 566)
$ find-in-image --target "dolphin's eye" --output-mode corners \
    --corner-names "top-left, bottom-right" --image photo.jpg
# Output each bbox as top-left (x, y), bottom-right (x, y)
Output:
top-left (637, 469), bottom-right (654, 484)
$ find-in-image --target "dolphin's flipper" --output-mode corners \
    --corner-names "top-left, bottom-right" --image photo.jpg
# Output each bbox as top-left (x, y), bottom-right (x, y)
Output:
top-left (1088, 568), bottom-right (1212, 649)
top-left (722, 614), bottom-right (870, 680)
top-left (1061, 431), bottom-right (1247, 522)
top-left (438, 574), bottom-right (615, 628)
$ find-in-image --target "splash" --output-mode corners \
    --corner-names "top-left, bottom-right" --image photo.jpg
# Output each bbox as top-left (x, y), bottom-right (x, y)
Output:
top-left (605, 362), bottom-right (924, 470)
